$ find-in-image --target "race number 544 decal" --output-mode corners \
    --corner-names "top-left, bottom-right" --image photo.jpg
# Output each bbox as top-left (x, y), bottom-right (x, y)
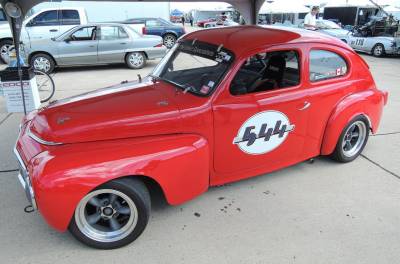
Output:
top-left (233, 111), bottom-right (295, 155)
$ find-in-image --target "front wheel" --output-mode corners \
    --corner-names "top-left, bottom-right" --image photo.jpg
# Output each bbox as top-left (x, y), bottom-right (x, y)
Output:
top-left (0, 39), bottom-right (13, 64)
top-left (30, 53), bottom-right (55, 74)
top-left (69, 178), bottom-right (151, 249)
top-left (330, 116), bottom-right (369, 163)
top-left (125, 52), bottom-right (146, 69)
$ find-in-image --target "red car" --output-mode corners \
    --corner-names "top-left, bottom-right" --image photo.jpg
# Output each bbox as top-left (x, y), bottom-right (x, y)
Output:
top-left (197, 18), bottom-right (217, 27)
top-left (15, 26), bottom-right (388, 249)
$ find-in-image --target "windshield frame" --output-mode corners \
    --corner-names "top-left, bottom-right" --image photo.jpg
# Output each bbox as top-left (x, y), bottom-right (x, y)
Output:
top-left (151, 39), bottom-right (235, 97)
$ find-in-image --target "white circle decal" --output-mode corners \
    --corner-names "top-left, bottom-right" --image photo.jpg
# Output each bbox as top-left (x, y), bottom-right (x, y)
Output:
top-left (233, 111), bottom-right (295, 155)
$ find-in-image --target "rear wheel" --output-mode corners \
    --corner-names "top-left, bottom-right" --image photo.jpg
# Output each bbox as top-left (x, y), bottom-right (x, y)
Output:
top-left (163, 34), bottom-right (177, 49)
top-left (0, 39), bottom-right (13, 64)
top-left (125, 52), bottom-right (146, 69)
top-left (372, 44), bottom-right (385, 57)
top-left (69, 178), bottom-right (151, 249)
top-left (330, 116), bottom-right (369, 163)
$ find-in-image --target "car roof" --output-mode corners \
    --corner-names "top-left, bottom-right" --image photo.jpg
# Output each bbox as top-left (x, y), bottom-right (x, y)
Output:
top-left (183, 25), bottom-right (353, 55)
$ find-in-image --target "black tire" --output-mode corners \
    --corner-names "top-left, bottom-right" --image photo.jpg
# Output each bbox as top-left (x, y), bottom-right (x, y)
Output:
top-left (69, 177), bottom-right (151, 249)
top-left (372, 44), bottom-right (385, 57)
top-left (30, 53), bottom-right (55, 74)
top-left (125, 52), bottom-right (146, 69)
top-left (33, 70), bottom-right (55, 103)
top-left (163, 34), bottom-right (177, 49)
top-left (0, 39), bottom-right (13, 64)
top-left (330, 115), bottom-right (369, 163)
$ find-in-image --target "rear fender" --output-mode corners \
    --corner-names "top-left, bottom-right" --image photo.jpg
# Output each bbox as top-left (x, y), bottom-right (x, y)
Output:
top-left (321, 89), bottom-right (386, 155)
top-left (29, 134), bottom-right (209, 231)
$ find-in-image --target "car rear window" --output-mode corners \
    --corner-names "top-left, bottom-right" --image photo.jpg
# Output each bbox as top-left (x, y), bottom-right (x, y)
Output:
top-left (309, 50), bottom-right (348, 82)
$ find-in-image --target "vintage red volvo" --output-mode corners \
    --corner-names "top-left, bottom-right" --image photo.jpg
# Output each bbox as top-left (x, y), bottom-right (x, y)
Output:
top-left (15, 26), bottom-right (388, 249)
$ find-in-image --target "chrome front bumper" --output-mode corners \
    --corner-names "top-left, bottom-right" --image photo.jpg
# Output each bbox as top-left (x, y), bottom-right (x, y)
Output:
top-left (14, 147), bottom-right (37, 210)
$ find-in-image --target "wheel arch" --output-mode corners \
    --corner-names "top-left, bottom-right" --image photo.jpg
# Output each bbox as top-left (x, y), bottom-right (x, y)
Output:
top-left (29, 51), bottom-right (57, 66)
top-left (29, 134), bottom-right (210, 231)
top-left (320, 90), bottom-right (385, 156)
top-left (162, 31), bottom-right (178, 39)
top-left (371, 43), bottom-right (385, 55)
top-left (125, 51), bottom-right (148, 60)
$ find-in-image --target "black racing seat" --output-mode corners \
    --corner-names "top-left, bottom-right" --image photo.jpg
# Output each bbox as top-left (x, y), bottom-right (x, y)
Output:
top-left (249, 55), bottom-right (286, 93)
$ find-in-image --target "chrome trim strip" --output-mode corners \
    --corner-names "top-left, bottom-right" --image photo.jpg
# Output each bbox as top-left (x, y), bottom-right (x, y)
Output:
top-left (27, 124), bottom-right (63, 146)
top-left (14, 147), bottom-right (38, 210)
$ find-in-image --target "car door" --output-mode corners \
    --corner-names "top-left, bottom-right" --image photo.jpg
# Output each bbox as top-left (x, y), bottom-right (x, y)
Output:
top-left (212, 47), bottom-right (309, 176)
top-left (303, 47), bottom-right (355, 158)
top-left (24, 10), bottom-right (61, 41)
top-left (97, 25), bottom-right (130, 63)
top-left (57, 26), bottom-right (98, 65)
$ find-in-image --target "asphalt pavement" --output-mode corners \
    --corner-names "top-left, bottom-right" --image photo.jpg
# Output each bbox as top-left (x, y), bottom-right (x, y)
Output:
top-left (0, 54), bottom-right (399, 264)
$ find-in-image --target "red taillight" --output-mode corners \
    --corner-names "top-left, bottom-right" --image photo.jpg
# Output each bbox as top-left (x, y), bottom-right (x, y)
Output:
top-left (142, 27), bottom-right (147, 35)
top-left (154, 43), bottom-right (163, 48)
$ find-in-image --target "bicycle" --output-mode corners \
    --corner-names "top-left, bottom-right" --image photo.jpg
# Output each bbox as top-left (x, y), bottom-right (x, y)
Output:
top-left (33, 69), bottom-right (55, 103)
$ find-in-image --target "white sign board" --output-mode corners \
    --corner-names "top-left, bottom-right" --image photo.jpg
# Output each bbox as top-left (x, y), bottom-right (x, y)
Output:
top-left (2, 78), bottom-right (41, 113)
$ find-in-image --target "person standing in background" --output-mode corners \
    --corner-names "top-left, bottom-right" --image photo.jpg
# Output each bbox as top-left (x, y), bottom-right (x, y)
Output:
top-left (181, 15), bottom-right (185, 27)
top-left (304, 6), bottom-right (319, 30)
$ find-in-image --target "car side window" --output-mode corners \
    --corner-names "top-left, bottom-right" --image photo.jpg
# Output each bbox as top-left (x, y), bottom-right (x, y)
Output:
top-left (70, 26), bottom-right (97, 41)
top-left (309, 50), bottom-right (348, 82)
top-left (30, 10), bottom-right (59, 26)
top-left (100, 26), bottom-right (129, 40)
top-left (146, 20), bottom-right (163, 27)
top-left (61, 10), bottom-right (80, 25)
top-left (230, 50), bottom-right (300, 96)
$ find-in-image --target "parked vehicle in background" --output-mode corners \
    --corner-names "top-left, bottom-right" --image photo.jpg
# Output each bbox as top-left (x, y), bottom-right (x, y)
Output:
top-left (347, 16), bottom-right (400, 57)
top-left (323, 5), bottom-right (379, 28)
top-left (23, 23), bottom-right (166, 73)
top-left (298, 20), bottom-right (351, 43)
top-left (203, 18), bottom-right (238, 28)
top-left (0, 7), bottom-right (88, 64)
top-left (122, 18), bottom-right (185, 48)
top-left (0, 8), bottom-right (8, 25)
top-left (197, 18), bottom-right (217, 27)
top-left (15, 26), bottom-right (388, 249)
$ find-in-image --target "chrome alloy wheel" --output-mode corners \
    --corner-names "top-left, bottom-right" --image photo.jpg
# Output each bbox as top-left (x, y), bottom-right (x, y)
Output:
top-left (75, 189), bottom-right (139, 243)
top-left (163, 35), bottom-right (176, 48)
top-left (33, 57), bottom-right (51, 73)
top-left (129, 53), bottom-right (144, 68)
top-left (342, 121), bottom-right (367, 158)
top-left (1, 43), bottom-right (11, 64)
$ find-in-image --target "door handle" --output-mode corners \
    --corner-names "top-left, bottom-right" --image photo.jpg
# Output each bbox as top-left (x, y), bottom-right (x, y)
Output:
top-left (120, 42), bottom-right (127, 45)
top-left (89, 45), bottom-right (96, 48)
top-left (299, 101), bottom-right (311, 111)
top-left (49, 29), bottom-right (58, 32)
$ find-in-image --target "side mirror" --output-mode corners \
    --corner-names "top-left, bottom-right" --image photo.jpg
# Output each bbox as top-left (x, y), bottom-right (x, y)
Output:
top-left (64, 38), bottom-right (71, 43)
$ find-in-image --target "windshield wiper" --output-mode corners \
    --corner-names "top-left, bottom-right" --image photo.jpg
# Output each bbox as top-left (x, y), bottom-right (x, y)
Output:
top-left (149, 74), bottom-right (190, 93)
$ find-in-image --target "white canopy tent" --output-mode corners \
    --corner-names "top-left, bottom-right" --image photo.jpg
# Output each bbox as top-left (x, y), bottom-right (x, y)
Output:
top-left (259, 1), bottom-right (309, 14)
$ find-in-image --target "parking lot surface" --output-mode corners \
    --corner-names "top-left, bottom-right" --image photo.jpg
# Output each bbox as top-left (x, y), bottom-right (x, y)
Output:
top-left (0, 55), bottom-right (399, 263)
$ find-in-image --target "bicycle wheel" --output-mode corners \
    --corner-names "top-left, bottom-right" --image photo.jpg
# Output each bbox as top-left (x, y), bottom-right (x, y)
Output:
top-left (34, 69), bottom-right (55, 103)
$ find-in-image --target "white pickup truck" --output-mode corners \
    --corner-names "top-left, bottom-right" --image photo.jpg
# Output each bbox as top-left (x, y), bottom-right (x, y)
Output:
top-left (0, 7), bottom-right (88, 63)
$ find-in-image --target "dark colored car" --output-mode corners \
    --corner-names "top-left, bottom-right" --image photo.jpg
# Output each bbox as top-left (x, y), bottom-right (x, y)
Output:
top-left (123, 17), bottom-right (185, 48)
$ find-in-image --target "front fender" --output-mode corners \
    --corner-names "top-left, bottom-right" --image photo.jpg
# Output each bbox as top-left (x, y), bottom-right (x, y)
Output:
top-left (28, 134), bottom-right (209, 231)
top-left (321, 89), bottom-right (387, 155)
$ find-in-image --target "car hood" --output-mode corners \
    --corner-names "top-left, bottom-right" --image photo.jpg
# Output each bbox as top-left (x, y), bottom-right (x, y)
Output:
top-left (321, 28), bottom-right (350, 38)
top-left (28, 78), bottom-right (182, 144)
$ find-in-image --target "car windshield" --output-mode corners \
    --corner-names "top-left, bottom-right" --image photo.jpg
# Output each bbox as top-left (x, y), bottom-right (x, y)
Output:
top-left (151, 40), bottom-right (234, 96)
top-left (55, 25), bottom-right (82, 40)
top-left (317, 20), bottom-right (341, 29)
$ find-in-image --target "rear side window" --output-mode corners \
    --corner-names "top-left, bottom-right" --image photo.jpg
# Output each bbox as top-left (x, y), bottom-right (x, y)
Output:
top-left (309, 50), bottom-right (348, 82)
top-left (100, 26), bottom-right (129, 40)
top-left (146, 20), bottom-right (163, 27)
top-left (30, 10), bottom-right (59, 26)
top-left (61, 10), bottom-right (80, 25)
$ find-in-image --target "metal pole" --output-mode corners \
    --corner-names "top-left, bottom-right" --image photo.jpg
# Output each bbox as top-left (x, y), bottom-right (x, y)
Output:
top-left (10, 17), bottom-right (26, 115)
